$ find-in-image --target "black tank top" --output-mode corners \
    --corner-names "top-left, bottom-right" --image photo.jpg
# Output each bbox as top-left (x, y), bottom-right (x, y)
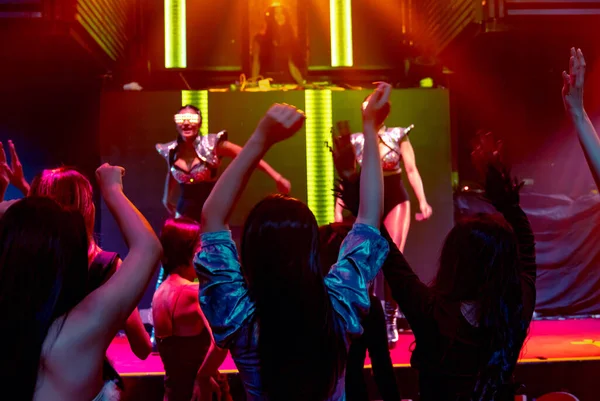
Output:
top-left (88, 251), bottom-right (125, 390)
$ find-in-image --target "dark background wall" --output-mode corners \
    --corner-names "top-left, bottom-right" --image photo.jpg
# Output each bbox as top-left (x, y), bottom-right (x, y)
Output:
top-left (449, 33), bottom-right (600, 197)
top-left (0, 82), bottom-right (103, 201)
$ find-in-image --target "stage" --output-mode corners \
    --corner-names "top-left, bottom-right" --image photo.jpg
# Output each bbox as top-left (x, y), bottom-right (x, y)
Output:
top-left (111, 318), bottom-right (600, 400)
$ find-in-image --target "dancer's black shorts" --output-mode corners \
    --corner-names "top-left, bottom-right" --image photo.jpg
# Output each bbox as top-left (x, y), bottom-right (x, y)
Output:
top-left (383, 172), bottom-right (409, 217)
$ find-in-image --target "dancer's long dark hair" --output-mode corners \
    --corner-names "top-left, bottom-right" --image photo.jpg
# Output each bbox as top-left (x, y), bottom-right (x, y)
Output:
top-left (433, 213), bottom-right (526, 400)
top-left (0, 197), bottom-right (89, 400)
top-left (241, 194), bottom-right (346, 400)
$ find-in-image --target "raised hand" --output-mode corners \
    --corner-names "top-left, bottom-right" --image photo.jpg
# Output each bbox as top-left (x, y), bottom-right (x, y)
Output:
top-left (95, 163), bottom-right (125, 194)
top-left (7, 140), bottom-right (28, 194)
top-left (562, 47), bottom-right (586, 119)
top-left (471, 132), bottom-right (522, 209)
top-left (255, 103), bottom-right (305, 147)
top-left (470, 131), bottom-right (504, 178)
top-left (363, 82), bottom-right (392, 126)
top-left (0, 143), bottom-right (13, 194)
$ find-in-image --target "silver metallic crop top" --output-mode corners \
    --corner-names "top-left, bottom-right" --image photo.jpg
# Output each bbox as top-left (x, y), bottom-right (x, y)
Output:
top-left (156, 131), bottom-right (228, 184)
top-left (350, 126), bottom-right (412, 171)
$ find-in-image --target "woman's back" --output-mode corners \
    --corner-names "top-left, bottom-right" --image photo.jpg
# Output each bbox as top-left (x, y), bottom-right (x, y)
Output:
top-left (153, 276), bottom-right (212, 401)
top-left (195, 223), bottom-right (389, 400)
top-left (153, 277), bottom-right (205, 338)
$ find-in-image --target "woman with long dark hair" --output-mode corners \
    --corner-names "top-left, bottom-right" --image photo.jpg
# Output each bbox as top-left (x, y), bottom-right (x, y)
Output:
top-left (334, 95), bottom-right (433, 348)
top-left (251, 2), bottom-right (305, 85)
top-left (157, 104), bottom-right (291, 223)
top-left (29, 167), bottom-right (153, 363)
top-left (153, 217), bottom-right (231, 401)
top-left (0, 164), bottom-right (162, 401)
top-left (336, 133), bottom-right (536, 400)
top-left (195, 85), bottom-right (391, 400)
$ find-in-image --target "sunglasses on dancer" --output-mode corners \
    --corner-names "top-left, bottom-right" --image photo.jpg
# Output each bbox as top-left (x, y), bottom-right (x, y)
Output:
top-left (174, 113), bottom-right (201, 124)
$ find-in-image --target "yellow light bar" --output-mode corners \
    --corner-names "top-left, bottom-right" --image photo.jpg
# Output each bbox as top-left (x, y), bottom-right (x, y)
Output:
top-left (305, 90), bottom-right (335, 225)
top-left (165, 0), bottom-right (187, 68)
top-left (181, 91), bottom-right (208, 136)
top-left (330, 0), bottom-right (353, 67)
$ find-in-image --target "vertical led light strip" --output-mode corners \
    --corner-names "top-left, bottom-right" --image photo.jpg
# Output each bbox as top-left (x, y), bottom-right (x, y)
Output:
top-left (165, 0), bottom-right (187, 68)
top-left (305, 90), bottom-right (334, 226)
top-left (330, 0), bottom-right (353, 67)
top-left (182, 91), bottom-right (208, 136)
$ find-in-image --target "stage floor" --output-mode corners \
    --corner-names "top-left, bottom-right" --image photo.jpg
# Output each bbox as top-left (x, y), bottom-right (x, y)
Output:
top-left (109, 318), bottom-right (600, 376)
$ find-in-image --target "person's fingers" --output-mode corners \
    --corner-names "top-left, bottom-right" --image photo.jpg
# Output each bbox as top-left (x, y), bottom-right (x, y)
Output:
top-left (0, 142), bottom-right (6, 164)
top-left (562, 70), bottom-right (571, 88)
top-left (576, 48), bottom-right (586, 88)
top-left (8, 140), bottom-right (21, 167)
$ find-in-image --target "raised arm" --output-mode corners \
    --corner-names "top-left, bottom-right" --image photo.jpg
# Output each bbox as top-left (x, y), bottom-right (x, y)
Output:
top-left (63, 164), bottom-right (162, 353)
top-left (485, 163), bottom-right (537, 321)
top-left (563, 47), bottom-right (600, 189)
top-left (201, 104), bottom-right (305, 233)
top-left (472, 133), bottom-right (537, 313)
top-left (483, 164), bottom-right (536, 282)
top-left (217, 140), bottom-right (291, 194)
top-left (400, 138), bottom-right (432, 220)
top-left (356, 83), bottom-right (390, 228)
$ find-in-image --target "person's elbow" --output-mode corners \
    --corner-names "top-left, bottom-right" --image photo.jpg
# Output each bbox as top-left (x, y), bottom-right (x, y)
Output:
top-left (128, 329), bottom-right (153, 360)
top-left (132, 338), bottom-right (152, 360)
top-left (356, 209), bottom-right (382, 229)
top-left (141, 236), bottom-right (163, 265)
top-left (200, 202), bottom-right (222, 233)
top-left (405, 164), bottom-right (418, 176)
top-left (200, 203), bottom-right (210, 229)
